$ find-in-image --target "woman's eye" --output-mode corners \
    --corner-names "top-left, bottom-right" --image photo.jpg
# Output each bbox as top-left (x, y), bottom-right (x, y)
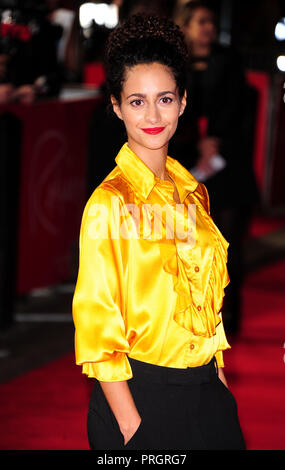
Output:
top-left (130, 99), bottom-right (143, 107)
top-left (160, 96), bottom-right (173, 104)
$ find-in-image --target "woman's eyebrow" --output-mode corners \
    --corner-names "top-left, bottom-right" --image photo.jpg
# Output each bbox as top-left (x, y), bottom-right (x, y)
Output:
top-left (126, 91), bottom-right (177, 99)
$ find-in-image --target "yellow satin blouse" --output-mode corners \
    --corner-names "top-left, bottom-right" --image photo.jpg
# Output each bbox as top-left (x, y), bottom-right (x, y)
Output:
top-left (72, 143), bottom-right (231, 381)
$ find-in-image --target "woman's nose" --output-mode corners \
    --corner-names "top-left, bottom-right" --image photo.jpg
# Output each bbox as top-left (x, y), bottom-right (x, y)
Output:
top-left (145, 103), bottom-right (161, 124)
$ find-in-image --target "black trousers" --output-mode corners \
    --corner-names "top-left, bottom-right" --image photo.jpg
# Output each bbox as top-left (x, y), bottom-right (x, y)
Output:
top-left (87, 357), bottom-right (246, 450)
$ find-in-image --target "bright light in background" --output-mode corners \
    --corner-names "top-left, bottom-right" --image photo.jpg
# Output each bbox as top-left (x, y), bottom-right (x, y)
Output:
top-left (79, 2), bottom-right (119, 29)
top-left (276, 56), bottom-right (285, 72)
top-left (275, 18), bottom-right (285, 41)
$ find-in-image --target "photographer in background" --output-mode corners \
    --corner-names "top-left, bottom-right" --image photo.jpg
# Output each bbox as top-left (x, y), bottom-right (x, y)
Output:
top-left (0, 0), bottom-right (62, 104)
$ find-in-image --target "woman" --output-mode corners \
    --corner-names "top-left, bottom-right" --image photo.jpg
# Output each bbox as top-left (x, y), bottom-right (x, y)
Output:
top-left (72, 13), bottom-right (246, 450)
top-left (171, 1), bottom-right (260, 335)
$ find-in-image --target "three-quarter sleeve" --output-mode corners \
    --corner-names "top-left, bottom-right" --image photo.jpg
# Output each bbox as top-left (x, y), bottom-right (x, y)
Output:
top-left (214, 313), bottom-right (231, 368)
top-left (215, 350), bottom-right (224, 368)
top-left (72, 187), bottom-right (132, 381)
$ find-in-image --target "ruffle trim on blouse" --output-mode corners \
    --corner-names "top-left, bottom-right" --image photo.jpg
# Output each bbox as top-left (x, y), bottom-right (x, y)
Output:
top-left (112, 175), bottom-right (230, 339)
top-left (159, 205), bottom-right (230, 339)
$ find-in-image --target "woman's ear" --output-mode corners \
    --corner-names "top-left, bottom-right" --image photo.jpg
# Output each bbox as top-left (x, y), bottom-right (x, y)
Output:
top-left (111, 95), bottom-right (123, 120)
top-left (179, 89), bottom-right (187, 116)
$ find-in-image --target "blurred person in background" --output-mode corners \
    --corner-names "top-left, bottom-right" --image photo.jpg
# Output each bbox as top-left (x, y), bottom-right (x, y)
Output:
top-left (0, 0), bottom-right (62, 104)
top-left (171, 0), bottom-right (260, 335)
top-left (47, 0), bottom-right (83, 82)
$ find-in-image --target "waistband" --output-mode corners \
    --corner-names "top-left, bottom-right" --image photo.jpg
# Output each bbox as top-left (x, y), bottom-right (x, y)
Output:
top-left (127, 356), bottom-right (218, 385)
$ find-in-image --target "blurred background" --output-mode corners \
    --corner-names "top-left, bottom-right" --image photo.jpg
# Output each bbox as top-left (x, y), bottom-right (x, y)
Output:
top-left (0, 0), bottom-right (284, 450)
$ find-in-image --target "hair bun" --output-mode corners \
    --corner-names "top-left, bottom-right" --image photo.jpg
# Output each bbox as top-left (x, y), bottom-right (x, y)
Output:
top-left (107, 14), bottom-right (188, 64)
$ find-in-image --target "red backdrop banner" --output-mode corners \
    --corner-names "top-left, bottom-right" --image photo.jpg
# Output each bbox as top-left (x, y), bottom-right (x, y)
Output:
top-left (0, 97), bottom-right (100, 294)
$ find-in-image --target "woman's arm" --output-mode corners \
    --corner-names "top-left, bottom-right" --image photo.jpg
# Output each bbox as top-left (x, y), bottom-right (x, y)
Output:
top-left (218, 367), bottom-right (228, 388)
top-left (73, 190), bottom-right (133, 382)
top-left (99, 380), bottom-right (142, 445)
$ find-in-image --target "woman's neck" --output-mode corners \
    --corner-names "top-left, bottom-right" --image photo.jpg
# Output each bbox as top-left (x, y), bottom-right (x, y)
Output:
top-left (128, 139), bottom-right (169, 180)
top-left (190, 41), bottom-right (211, 57)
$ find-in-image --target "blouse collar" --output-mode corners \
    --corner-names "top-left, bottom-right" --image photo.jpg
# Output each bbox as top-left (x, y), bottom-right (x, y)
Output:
top-left (115, 143), bottom-right (199, 202)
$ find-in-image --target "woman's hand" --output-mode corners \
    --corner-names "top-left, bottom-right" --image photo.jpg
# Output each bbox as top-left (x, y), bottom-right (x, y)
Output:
top-left (196, 136), bottom-right (220, 173)
top-left (99, 380), bottom-right (142, 446)
top-left (0, 84), bottom-right (14, 104)
top-left (13, 85), bottom-right (36, 104)
top-left (218, 367), bottom-right (229, 388)
top-left (120, 414), bottom-right (142, 446)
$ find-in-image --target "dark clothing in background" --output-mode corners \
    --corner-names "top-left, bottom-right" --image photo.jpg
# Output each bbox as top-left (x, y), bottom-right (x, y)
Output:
top-left (1, 18), bottom-right (62, 98)
top-left (170, 43), bottom-right (260, 333)
top-left (86, 90), bottom-right (127, 199)
top-left (170, 42), bottom-right (260, 211)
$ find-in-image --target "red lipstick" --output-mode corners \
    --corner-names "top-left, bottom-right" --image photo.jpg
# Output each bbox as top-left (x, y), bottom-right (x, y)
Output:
top-left (141, 127), bottom-right (165, 135)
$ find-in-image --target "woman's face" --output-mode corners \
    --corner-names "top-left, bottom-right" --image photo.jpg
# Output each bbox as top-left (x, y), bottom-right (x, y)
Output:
top-left (183, 7), bottom-right (216, 47)
top-left (111, 62), bottom-right (186, 156)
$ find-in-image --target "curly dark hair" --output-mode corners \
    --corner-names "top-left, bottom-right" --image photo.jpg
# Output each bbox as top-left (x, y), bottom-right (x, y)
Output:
top-left (105, 14), bottom-right (188, 104)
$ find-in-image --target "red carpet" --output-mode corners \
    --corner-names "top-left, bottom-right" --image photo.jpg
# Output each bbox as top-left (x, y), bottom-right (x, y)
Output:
top-left (0, 353), bottom-right (91, 450)
top-left (0, 234), bottom-right (285, 449)
top-left (226, 258), bottom-right (285, 450)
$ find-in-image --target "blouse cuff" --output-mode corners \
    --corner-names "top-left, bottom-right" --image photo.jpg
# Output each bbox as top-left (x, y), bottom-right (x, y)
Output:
top-left (215, 350), bottom-right (224, 368)
top-left (81, 352), bottom-right (133, 381)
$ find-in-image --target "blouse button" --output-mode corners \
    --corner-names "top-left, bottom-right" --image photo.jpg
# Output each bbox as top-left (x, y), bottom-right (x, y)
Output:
top-left (190, 344), bottom-right (195, 350)
top-left (194, 266), bottom-right (200, 272)
top-left (197, 305), bottom-right (202, 311)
